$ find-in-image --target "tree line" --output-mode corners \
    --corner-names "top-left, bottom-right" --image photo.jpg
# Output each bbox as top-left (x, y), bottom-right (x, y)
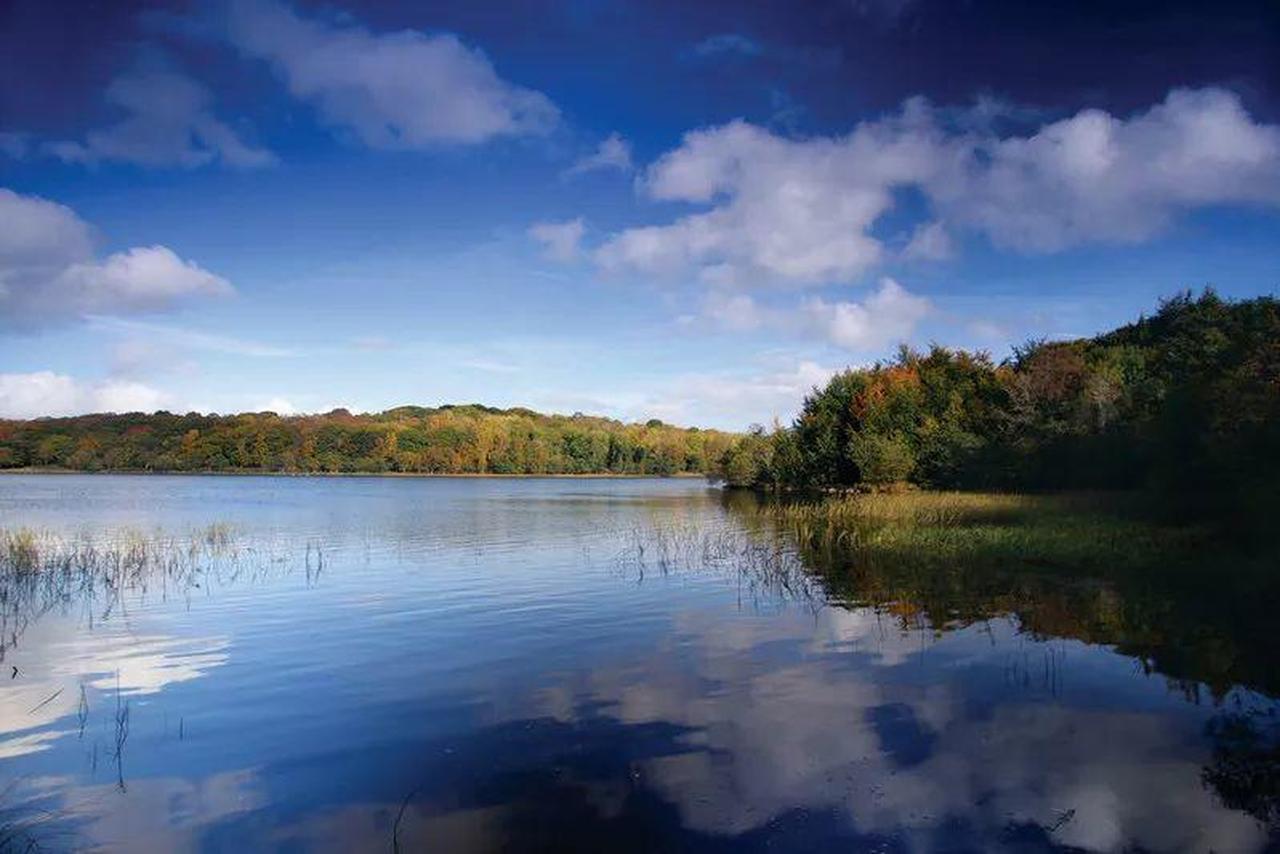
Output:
top-left (0, 404), bottom-right (736, 477)
top-left (713, 290), bottom-right (1279, 528)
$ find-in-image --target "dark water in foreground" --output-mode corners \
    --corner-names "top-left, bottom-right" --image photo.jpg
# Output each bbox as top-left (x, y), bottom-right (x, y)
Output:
top-left (0, 475), bottom-right (1277, 852)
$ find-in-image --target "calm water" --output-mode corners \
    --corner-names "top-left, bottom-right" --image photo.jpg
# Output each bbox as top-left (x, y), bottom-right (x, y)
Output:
top-left (0, 475), bottom-right (1277, 852)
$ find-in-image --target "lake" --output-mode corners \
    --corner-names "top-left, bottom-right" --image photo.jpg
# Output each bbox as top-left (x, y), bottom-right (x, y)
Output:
top-left (0, 475), bottom-right (1277, 852)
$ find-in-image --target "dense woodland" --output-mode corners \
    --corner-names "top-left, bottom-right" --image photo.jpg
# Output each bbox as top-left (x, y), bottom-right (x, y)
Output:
top-left (713, 291), bottom-right (1280, 527)
top-left (0, 405), bottom-right (736, 476)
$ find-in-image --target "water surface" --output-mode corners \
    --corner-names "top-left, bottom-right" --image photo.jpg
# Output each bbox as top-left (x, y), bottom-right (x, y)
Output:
top-left (0, 475), bottom-right (1276, 852)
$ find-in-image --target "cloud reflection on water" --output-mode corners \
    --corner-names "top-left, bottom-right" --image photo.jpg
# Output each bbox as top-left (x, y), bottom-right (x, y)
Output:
top-left (0, 477), bottom-right (1276, 851)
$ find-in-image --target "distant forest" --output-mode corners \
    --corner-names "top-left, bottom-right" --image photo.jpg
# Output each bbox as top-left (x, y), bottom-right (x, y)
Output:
top-left (5, 291), bottom-right (1276, 505)
top-left (713, 290), bottom-right (1279, 527)
top-left (0, 405), bottom-right (736, 477)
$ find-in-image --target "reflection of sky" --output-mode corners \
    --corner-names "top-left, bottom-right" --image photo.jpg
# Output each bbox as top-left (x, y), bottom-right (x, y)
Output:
top-left (0, 475), bottom-right (1275, 851)
top-left (529, 607), bottom-right (1268, 852)
top-left (0, 616), bottom-right (229, 760)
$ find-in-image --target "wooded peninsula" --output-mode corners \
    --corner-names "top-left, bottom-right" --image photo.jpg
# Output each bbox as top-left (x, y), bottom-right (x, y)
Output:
top-left (713, 290), bottom-right (1278, 531)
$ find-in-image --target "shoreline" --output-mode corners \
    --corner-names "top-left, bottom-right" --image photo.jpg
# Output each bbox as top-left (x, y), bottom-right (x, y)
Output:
top-left (0, 467), bottom-right (710, 480)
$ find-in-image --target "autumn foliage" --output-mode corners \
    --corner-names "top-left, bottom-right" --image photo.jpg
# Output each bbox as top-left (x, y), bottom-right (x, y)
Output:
top-left (0, 404), bottom-right (736, 477)
top-left (713, 291), bottom-right (1280, 527)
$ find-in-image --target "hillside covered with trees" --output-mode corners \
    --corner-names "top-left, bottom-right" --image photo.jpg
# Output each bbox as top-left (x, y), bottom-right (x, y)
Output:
top-left (0, 404), bottom-right (736, 476)
top-left (714, 291), bottom-right (1280, 527)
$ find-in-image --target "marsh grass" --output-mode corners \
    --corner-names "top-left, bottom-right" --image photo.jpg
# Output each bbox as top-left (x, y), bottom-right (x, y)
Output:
top-left (760, 491), bottom-right (1205, 574)
top-left (0, 524), bottom-right (309, 665)
top-left (618, 490), bottom-right (1280, 696)
top-left (614, 492), bottom-right (1196, 616)
top-left (618, 519), bottom-right (822, 609)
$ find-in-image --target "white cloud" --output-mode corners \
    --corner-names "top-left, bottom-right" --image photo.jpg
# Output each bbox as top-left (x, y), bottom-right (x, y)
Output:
top-left (930, 87), bottom-right (1280, 251)
top-left (802, 277), bottom-right (932, 350)
top-left (514, 356), bottom-right (838, 431)
top-left (703, 291), bottom-right (766, 331)
top-left (595, 88), bottom-right (1280, 286)
top-left (638, 360), bottom-right (838, 430)
top-left (0, 371), bottom-right (168, 418)
top-left (0, 371), bottom-right (78, 418)
top-left (595, 115), bottom-right (929, 284)
top-left (528, 218), bottom-right (586, 262)
top-left (43, 70), bottom-right (275, 169)
top-left (0, 189), bottom-right (234, 331)
top-left (258, 396), bottom-right (298, 415)
top-left (901, 221), bottom-right (953, 261)
top-left (703, 278), bottom-right (933, 352)
top-left (93, 379), bottom-right (169, 414)
top-left (59, 246), bottom-right (232, 312)
top-left (565, 133), bottom-right (633, 177)
top-left (226, 0), bottom-right (558, 148)
top-left (0, 188), bottom-right (95, 270)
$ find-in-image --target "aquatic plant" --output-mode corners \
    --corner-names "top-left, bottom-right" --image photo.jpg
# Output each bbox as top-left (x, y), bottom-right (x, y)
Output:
top-left (0, 523), bottom-right (297, 665)
top-left (620, 490), bottom-right (1280, 701)
top-left (756, 491), bottom-right (1204, 572)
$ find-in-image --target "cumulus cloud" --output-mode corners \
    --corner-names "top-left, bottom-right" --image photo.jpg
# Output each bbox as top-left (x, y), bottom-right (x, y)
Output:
top-left (58, 246), bottom-right (232, 312)
top-left (595, 88), bottom-right (1280, 286)
top-left (703, 278), bottom-right (932, 352)
top-left (802, 278), bottom-right (932, 350)
top-left (0, 371), bottom-right (168, 418)
top-left (595, 114), bottom-right (928, 285)
top-left (528, 218), bottom-right (586, 262)
top-left (0, 188), bottom-right (232, 331)
top-left (258, 396), bottom-right (298, 415)
top-left (43, 70), bottom-right (275, 169)
top-left (226, 0), bottom-right (558, 148)
top-left (565, 133), bottom-right (633, 177)
top-left (931, 87), bottom-right (1280, 251)
top-left (637, 360), bottom-right (837, 430)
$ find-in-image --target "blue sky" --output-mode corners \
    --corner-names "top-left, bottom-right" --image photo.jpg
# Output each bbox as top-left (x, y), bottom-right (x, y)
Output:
top-left (1, 0), bottom-right (1278, 429)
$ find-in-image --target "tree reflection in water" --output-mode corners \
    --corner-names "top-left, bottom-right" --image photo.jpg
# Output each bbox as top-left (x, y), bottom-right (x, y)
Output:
top-left (620, 489), bottom-right (1280, 839)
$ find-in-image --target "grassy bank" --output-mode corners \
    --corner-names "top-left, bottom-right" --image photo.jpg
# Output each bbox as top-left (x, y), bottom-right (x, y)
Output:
top-left (710, 489), bottom-right (1279, 697)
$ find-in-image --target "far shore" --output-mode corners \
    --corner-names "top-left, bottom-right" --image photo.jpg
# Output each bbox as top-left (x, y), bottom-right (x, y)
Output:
top-left (0, 467), bottom-right (710, 480)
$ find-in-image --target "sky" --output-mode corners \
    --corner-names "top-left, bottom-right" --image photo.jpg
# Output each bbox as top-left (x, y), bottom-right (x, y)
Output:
top-left (1, 0), bottom-right (1278, 430)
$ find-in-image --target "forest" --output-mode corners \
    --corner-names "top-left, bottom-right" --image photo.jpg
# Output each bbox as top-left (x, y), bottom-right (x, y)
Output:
top-left (0, 404), bottom-right (736, 476)
top-left (713, 290), bottom-right (1280, 529)
top-left (4, 290), bottom-right (1276, 500)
